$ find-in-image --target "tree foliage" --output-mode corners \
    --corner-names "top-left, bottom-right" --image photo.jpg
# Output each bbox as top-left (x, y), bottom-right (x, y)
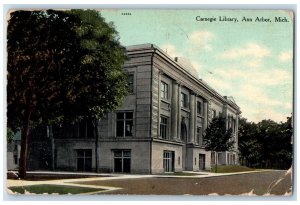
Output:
top-left (238, 117), bottom-right (293, 169)
top-left (203, 116), bottom-right (235, 153)
top-left (7, 10), bottom-right (128, 178)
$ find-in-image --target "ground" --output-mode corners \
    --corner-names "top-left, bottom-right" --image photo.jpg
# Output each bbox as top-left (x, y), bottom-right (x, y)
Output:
top-left (74, 171), bottom-right (291, 195)
top-left (7, 170), bottom-right (292, 196)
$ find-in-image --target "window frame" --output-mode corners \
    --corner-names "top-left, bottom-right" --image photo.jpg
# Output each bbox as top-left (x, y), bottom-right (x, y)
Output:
top-left (76, 149), bottom-right (92, 171)
top-left (160, 115), bottom-right (168, 139)
top-left (127, 73), bottom-right (135, 94)
top-left (197, 101), bottom-right (202, 115)
top-left (212, 109), bottom-right (217, 118)
top-left (113, 149), bottom-right (131, 173)
top-left (160, 81), bottom-right (169, 100)
top-left (116, 111), bottom-right (134, 137)
top-left (196, 126), bottom-right (203, 145)
top-left (181, 92), bottom-right (189, 108)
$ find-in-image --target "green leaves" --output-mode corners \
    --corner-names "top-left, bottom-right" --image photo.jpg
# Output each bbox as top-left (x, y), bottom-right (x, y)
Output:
top-left (203, 117), bottom-right (235, 153)
top-left (7, 9), bottom-right (127, 129)
top-left (238, 117), bottom-right (292, 169)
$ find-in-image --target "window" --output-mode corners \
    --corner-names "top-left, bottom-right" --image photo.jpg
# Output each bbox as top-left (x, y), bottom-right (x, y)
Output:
top-left (217, 153), bottom-right (222, 165)
top-left (212, 109), bottom-right (217, 118)
top-left (227, 153), bottom-right (230, 164)
top-left (211, 152), bottom-right (216, 165)
top-left (79, 120), bottom-right (94, 138)
top-left (160, 116), bottom-right (168, 139)
top-left (13, 154), bottom-right (18, 165)
top-left (163, 151), bottom-right (174, 172)
top-left (233, 154), bottom-right (236, 165)
top-left (197, 127), bottom-right (203, 145)
top-left (181, 93), bottom-right (188, 108)
top-left (127, 74), bottom-right (134, 93)
top-left (160, 81), bottom-right (169, 100)
top-left (232, 118), bottom-right (236, 132)
top-left (76, 149), bottom-right (92, 171)
top-left (116, 112), bottom-right (133, 137)
top-left (114, 150), bottom-right (131, 173)
top-left (197, 101), bottom-right (202, 115)
top-left (180, 117), bottom-right (187, 142)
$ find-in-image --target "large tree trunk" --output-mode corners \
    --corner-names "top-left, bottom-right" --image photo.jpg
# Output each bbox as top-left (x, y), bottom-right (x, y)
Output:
top-left (18, 109), bottom-right (31, 179)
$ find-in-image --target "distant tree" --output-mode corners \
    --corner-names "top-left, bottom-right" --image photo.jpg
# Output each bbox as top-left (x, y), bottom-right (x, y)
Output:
top-left (238, 118), bottom-right (262, 167)
top-left (7, 10), bottom-right (128, 179)
top-left (238, 117), bottom-right (293, 169)
top-left (204, 116), bottom-right (235, 172)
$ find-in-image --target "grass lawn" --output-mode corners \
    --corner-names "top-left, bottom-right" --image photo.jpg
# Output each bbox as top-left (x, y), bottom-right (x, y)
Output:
top-left (159, 172), bottom-right (203, 176)
top-left (8, 184), bottom-right (105, 195)
top-left (211, 165), bottom-right (256, 173)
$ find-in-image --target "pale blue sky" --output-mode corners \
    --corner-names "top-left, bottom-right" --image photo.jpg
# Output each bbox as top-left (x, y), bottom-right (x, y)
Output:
top-left (101, 10), bottom-right (293, 123)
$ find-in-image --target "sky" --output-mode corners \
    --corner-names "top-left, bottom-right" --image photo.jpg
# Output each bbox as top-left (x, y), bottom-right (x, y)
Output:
top-left (100, 9), bottom-right (294, 123)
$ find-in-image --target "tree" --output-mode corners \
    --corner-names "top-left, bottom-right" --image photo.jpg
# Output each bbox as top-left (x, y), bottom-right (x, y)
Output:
top-left (7, 10), bottom-right (128, 178)
top-left (203, 116), bottom-right (235, 172)
top-left (238, 117), bottom-right (262, 167)
top-left (238, 117), bottom-right (293, 169)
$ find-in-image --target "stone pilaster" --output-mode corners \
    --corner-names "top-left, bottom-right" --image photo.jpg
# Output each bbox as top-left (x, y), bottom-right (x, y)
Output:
top-left (171, 81), bottom-right (178, 140)
top-left (157, 70), bottom-right (162, 138)
top-left (188, 93), bottom-right (196, 144)
top-left (203, 100), bottom-right (208, 130)
top-left (177, 83), bottom-right (182, 140)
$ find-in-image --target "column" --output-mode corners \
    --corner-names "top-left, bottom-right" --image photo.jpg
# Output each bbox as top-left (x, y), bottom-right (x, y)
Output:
top-left (171, 81), bottom-right (178, 140)
top-left (203, 100), bottom-right (208, 130)
top-left (157, 70), bottom-right (162, 138)
top-left (194, 96), bottom-right (198, 143)
top-left (235, 114), bottom-right (239, 149)
top-left (189, 93), bottom-right (196, 144)
top-left (177, 84), bottom-right (182, 140)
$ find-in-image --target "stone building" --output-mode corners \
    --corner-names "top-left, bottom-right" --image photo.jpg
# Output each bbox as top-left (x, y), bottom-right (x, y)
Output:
top-left (52, 44), bottom-right (241, 174)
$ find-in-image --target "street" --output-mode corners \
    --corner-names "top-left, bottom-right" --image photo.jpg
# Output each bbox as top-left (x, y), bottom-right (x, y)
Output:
top-left (72, 170), bottom-right (291, 195)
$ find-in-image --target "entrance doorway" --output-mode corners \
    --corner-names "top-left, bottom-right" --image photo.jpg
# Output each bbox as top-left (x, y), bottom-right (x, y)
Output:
top-left (199, 154), bottom-right (205, 170)
top-left (163, 151), bottom-right (174, 172)
top-left (114, 150), bottom-right (131, 173)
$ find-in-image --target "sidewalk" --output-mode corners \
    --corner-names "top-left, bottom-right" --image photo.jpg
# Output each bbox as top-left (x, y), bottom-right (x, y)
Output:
top-left (7, 169), bottom-right (274, 187)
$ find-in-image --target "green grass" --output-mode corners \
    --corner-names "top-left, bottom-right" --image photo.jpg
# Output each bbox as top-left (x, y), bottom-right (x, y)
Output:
top-left (211, 165), bottom-right (256, 173)
top-left (159, 172), bottom-right (203, 176)
top-left (8, 184), bottom-right (105, 195)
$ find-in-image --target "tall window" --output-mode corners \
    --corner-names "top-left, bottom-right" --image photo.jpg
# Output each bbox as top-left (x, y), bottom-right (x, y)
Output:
top-left (197, 101), bottom-right (202, 115)
top-left (116, 112), bottom-right (133, 137)
top-left (160, 116), bottom-right (168, 139)
top-left (160, 81), bottom-right (169, 100)
top-left (212, 109), bottom-right (217, 118)
top-left (217, 153), bottom-right (222, 165)
top-left (127, 74), bottom-right (134, 94)
top-left (181, 93), bottom-right (188, 108)
top-left (232, 118), bottom-right (236, 132)
top-left (197, 126), bottom-right (203, 145)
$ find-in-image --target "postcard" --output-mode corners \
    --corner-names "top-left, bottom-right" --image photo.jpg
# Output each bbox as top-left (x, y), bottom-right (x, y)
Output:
top-left (6, 8), bottom-right (294, 196)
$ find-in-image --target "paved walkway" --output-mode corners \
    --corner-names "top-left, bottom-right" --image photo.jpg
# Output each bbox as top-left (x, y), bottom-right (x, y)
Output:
top-left (6, 169), bottom-right (283, 195)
